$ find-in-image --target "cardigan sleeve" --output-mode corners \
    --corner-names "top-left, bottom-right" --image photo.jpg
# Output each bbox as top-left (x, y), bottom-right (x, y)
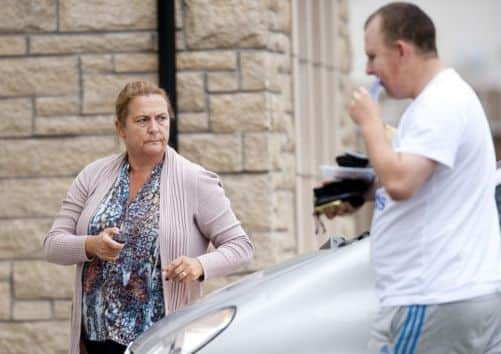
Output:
top-left (42, 167), bottom-right (93, 265)
top-left (195, 170), bottom-right (254, 280)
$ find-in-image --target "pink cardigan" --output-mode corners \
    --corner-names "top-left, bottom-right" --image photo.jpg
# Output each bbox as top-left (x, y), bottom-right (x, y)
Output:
top-left (43, 147), bottom-right (254, 354)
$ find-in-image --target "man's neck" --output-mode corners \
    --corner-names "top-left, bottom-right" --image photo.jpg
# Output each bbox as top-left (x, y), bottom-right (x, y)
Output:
top-left (409, 57), bottom-right (444, 98)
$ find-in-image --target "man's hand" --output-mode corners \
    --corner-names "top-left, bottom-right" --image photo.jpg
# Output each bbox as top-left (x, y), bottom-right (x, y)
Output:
top-left (164, 256), bottom-right (204, 283)
top-left (349, 86), bottom-right (381, 130)
top-left (85, 227), bottom-right (124, 261)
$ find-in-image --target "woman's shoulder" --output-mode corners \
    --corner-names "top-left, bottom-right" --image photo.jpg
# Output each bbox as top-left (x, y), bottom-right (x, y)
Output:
top-left (77, 153), bottom-right (125, 184)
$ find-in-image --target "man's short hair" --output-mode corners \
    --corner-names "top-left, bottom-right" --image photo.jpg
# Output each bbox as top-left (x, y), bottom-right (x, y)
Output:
top-left (365, 2), bottom-right (437, 56)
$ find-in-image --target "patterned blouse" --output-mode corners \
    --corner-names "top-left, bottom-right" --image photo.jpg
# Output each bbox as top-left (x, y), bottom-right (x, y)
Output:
top-left (82, 160), bottom-right (165, 345)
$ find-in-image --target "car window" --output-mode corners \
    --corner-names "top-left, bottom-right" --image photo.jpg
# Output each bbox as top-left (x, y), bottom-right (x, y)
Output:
top-left (496, 184), bottom-right (501, 229)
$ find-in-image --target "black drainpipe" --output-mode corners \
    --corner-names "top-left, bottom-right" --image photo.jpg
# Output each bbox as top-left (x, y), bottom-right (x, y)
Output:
top-left (158, 0), bottom-right (178, 150)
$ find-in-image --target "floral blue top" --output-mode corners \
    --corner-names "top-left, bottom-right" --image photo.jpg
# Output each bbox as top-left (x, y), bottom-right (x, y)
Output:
top-left (82, 160), bottom-right (165, 345)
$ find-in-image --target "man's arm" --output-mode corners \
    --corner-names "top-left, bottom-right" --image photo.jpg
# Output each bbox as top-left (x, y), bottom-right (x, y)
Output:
top-left (349, 87), bottom-right (436, 201)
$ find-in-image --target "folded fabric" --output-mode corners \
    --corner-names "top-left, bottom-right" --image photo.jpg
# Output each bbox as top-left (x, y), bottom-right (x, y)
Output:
top-left (335, 152), bottom-right (370, 168)
top-left (313, 178), bottom-right (370, 210)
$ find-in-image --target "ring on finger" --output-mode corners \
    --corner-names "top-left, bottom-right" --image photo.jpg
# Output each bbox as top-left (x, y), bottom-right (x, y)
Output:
top-left (180, 271), bottom-right (187, 277)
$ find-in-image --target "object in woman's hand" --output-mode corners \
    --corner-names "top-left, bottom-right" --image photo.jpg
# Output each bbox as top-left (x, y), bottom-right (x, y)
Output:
top-left (313, 178), bottom-right (370, 214)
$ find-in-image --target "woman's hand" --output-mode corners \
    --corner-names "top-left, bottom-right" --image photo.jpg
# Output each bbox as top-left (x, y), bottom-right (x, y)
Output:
top-left (84, 227), bottom-right (124, 261)
top-left (164, 256), bottom-right (204, 283)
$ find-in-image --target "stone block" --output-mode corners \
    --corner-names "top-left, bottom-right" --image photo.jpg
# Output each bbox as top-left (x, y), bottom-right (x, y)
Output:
top-left (335, 35), bottom-right (351, 73)
top-left (177, 113), bottom-right (209, 132)
top-left (30, 33), bottom-right (154, 54)
top-left (0, 98), bottom-right (32, 137)
top-left (14, 261), bottom-right (74, 299)
top-left (60, 0), bottom-right (156, 31)
top-left (53, 300), bottom-right (72, 320)
top-left (82, 73), bottom-right (157, 114)
top-left (244, 133), bottom-right (271, 171)
top-left (221, 174), bottom-right (273, 231)
top-left (185, 0), bottom-right (268, 49)
top-left (207, 72), bottom-right (238, 92)
top-left (36, 96), bottom-right (79, 117)
top-left (80, 54), bottom-right (113, 73)
top-left (179, 134), bottom-right (242, 172)
top-left (0, 282), bottom-right (10, 319)
top-left (273, 190), bottom-right (294, 231)
top-left (240, 52), bottom-right (278, 91)
top-left (0, 321), bottom-right (69, 354)
top-left (0, 36), bottom-right (26, 56)
top-left (13, 301), bottom-right (51, 320)
top-left (0, 178), bottom-right (73, 218)
top-left (210, 93), bottom-right (270, 132)
top-left (247, 231), bottom-right (295, 270)
top-left (271, 153), bottom-right (295, 190)
top-left (0, 0), bottom-right (56, 32)
top-left (114, 53), bottom-right (158, 73)
top-left (177, 51), bottom-right (237, 71)
top-left (268, 0), bottom-right (291, 32)
top-left (0, 219), bottom-right (53, 260)
top-left (176, 31), bottom-right (186, 51)
top-left (176, 72), bottom-right (205, 112)
top-left (35, 115), bottom-right (116, 136)
top-left (0, 136), bottom-right (121, 177)
top-left (268, 32), bottom-right (290, 54)
top-left (175, 0), bottom-right (183, 29)
top-left (0, 262), bottom-right (10, 280)
top-left (0, 57), bottom-right (78, 97)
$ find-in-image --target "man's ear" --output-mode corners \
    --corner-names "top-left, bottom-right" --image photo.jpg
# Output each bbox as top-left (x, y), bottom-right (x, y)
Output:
top-left (394, 40), bottom-right (413, 59)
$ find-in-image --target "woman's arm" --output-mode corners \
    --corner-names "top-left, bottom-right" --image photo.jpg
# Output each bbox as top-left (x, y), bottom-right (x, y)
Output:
top-left (194, 170), bottom-right (254, 280)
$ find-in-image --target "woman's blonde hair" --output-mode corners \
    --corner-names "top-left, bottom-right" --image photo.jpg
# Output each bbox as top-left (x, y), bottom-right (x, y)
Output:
top-left (115, 80), bottom-right (173, 126)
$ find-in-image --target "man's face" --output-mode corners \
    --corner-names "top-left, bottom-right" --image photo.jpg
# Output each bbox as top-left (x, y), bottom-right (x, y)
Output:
top-left (364, 16), bottom-right (403, 98)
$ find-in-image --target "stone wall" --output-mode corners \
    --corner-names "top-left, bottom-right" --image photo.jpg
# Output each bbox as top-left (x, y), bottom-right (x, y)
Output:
top-left (0, 1), bottom-right (157, 352)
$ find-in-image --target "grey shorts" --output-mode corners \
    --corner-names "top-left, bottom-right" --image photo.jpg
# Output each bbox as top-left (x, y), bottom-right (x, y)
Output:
top-left (368, 293), bottom-right (501, 354)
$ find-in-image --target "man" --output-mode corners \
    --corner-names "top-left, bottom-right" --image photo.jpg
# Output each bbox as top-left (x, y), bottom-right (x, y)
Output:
top-left (347, 2), bottom-right (501, 353)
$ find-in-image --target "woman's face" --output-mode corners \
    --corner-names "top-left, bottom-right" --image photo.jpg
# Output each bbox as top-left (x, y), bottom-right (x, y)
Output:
top-left (116, 94), bottom-right (170, 161)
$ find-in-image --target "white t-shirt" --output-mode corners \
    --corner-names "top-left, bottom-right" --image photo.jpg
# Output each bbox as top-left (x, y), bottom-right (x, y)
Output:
top-left (371, 69), bottom-right (501, 306)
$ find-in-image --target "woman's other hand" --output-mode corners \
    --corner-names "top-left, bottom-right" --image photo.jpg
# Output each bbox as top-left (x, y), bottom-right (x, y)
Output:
top-left (84, 227), bottom-right (124, 261)
top-left (164, 256), bottom-right (204, 283)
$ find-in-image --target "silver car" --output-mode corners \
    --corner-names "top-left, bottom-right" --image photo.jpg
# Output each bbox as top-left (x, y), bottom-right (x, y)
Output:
top-left (126, 168), bottom-right (501, 354)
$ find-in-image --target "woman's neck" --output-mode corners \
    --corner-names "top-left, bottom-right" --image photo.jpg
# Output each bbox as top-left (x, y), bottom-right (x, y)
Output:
top-left (127, 152), bottom-right (165, 175)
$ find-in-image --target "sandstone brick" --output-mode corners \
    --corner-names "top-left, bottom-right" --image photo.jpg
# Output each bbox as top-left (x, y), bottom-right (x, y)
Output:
top-left (176, 72), bottom-right (205, 112)
top-left (0, 321), bottom-right (69, 354)
top-left (271, 153), bottom-right (295, 190)
top-left (247, 231), bottom-right (295, 270)
top-left (177, 51), bottom-right (237, 71)
top-left (0, 0), bottom-right (56, 32)
top-left (273, 190), bottom-right (294, 231)
top-left (80, 54), bottom-right (113, 73)
top-left (175, 0), bottom-right (183, 29)
top-left (268, 0), bottom-right (291, 32)
top-left (0, 219), bottom-right (52, 260)
top-left (14, 261), bottom-right (74, 299)
top-left (177, 113), bottom-right (209, 132)
top-left (35, 115), bottom-right (116, 136)
top-left (36, 96), bottom-right (79, 117)
top-left (179, 134), bottom-right (242, 172)
top-left (338, 0), bottom-right (349, 21)
top-left (185, 0), bottom-right (268, 49)
top-left (244, 133), bottom-right (271, 171)
top-left (0, 137), bottom-right (121, 177)
top-left (114, 53), bottom-right (158, 72)
top-left (30, 33), bottom-right (154, 54)
top-left (207, 72), bottom-right (238, 92)
top-left (13, 301), bottom-right (51, 320)
top-left (268, 32), bottom-right (290, 54)
top-left (0, 282), bottom-right (10, 319)
top-left (278, 74), bottom-right (292, 111)
top-left (0, 262), bottom-right (10, 280)
top-left (335, 35), bottom-right (351, 73)
top-left (0, 98), bottom-right (32, 137)
top-left (82, 74), bottom-right (157, 114)
top-left (0, 36), bottom-right (26, 56)
top-left (53, 300), bottom-right (72, 320)
top-left (60, 0), bottom-right (156, 31)
top-left (240, 52), bottom-right (277, 90)
top-left (221, 174), bottom-right (273, 231)
top-left (176, 31), bottom-right (186, 51)
top-left (0, 178), bottom-right (73, 218)
top-left (0, 57), bottom-right (78, 97)
top-left (210, 93), bottom-right (270, 132)
top-left (276, 53), bottom-right (291, 74)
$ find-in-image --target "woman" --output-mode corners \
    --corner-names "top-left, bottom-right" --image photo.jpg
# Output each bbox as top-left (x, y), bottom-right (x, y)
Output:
top-left (43, 81), bottom-right (254, 354)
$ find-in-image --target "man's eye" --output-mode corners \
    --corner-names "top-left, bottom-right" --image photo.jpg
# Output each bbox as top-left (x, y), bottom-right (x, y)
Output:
top-left (137, 117), bottom-right (149, 123)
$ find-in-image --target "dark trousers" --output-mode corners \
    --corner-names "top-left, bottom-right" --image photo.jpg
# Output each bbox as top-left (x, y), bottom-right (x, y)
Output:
top-left (83, 338), bottom-right (127, 354)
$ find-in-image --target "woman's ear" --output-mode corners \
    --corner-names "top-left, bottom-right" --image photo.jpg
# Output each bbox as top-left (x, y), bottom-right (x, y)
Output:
top-left (115, 119), bottom-right (125, 138)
